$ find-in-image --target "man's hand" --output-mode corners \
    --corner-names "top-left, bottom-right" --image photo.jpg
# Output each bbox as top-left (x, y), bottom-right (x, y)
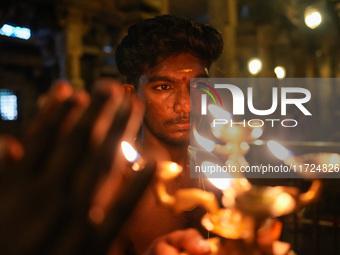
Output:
top-left (0, 80), bottom-right (154, 255)
top-left (144, 229), bottom-right (211, 255)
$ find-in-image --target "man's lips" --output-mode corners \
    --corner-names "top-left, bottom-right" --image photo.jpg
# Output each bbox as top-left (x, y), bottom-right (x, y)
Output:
top-left (165, 119), bottom-right (191, 130)
top-left (173, 122), bottom-right (190, 130)
top-left (171, 120), bottom-right (190, 130)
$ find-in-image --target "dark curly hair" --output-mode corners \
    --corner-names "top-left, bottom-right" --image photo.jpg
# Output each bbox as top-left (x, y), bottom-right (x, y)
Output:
top-left (115, 15), bottom-right (223, 86)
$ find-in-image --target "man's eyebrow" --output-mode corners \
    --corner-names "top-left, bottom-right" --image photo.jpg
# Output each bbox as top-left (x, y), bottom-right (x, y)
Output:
top-left (148, 76), bottom-right (175, 83)
top-left (147, 72), bottom-right (209, 83)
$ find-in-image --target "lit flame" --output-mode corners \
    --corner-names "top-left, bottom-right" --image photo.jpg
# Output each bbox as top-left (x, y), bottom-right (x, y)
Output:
top-left (251, 127), bottom-right (263, 139)
top-left (121, 141), bottom-right (140, 162)
top-left (267, 140), bottom-right (292, 161)
top-left (193, 127), bottom-right (216, 152)
top-left (201, 161), bottom-right (233, 190)
top-left (240, 142), bottom-right (249, 152)
top-left (227, 126), bottom-right (239, 136)
top-left (208, 105), bottom-right (232, 141)
top-left (157, 161), bottom-right (183, 180)
top-left (329, 153), bottom-right (340, 164)
top-left (271, 192), bottom-right (295, 216)
top-left (208, 104), bottom-right (232, 120)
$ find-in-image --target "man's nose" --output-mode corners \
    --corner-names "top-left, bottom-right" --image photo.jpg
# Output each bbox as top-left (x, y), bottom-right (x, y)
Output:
top-left (173, 88), bottom-right (190, 114)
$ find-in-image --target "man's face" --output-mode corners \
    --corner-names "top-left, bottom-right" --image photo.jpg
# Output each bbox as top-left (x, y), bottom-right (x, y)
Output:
top-left (138, 53), bottom-right (209, 146)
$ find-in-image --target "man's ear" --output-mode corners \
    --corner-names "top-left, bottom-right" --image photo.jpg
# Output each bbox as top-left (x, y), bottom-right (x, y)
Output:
top-left (123, 84), bottom-right (136, 96)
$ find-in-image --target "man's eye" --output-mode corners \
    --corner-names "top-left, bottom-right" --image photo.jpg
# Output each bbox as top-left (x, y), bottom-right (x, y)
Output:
top-left (155, 84), bottom-right (171, 91)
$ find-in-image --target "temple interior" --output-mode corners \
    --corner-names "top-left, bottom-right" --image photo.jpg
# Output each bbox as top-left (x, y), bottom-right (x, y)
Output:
top-left (0, 1), bottom-right (339, 254)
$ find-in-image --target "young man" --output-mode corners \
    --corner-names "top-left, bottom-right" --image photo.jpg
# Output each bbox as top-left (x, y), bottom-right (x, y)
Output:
top-left (114, 15), bottom-right (224, 254)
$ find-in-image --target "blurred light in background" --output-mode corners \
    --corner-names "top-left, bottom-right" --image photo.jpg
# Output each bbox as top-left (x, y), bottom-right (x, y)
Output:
top-left (103, 45), bottom-right (113, 53)
top-left (267, 140), bottom-right (292, 161)
top-left (248, 58), bottom-right (262, 75)
top-left (274, 66), bottom-right (286, 79)
top-left (0, 90), bottom-right (18, 121)
top-left (304, 7), bottom-right (322, 29)
top-left (0, 24), bottom-right (31, 40)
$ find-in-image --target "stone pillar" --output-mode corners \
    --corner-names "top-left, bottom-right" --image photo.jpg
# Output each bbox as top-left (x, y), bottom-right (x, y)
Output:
top-left (63, 6), bottom-right (89, 89)
top-left (257, 24), bottom-right (275, 78)
top-left (209, 0), bottom-right (238, 77)
top-left (55, 31), bottom-right (67, 80)
top-left (143, 0), bottom-right (169, 14)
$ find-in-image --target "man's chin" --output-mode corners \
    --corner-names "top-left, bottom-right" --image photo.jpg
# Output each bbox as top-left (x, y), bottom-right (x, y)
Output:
top-left (157, 133), bottom-right (190, 147)
top-left (146, 124), bottom-right (190, 147)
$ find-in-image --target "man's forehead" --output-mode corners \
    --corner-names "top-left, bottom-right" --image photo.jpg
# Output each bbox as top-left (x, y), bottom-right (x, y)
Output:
top-left (177, 68), bottom-right (209, 75)
top-left (138, 69), bottom-right (209, 85)
top-left (138, 53), bottom-right (208, 85)
top-left (177, 69), bottom-right (193, 73)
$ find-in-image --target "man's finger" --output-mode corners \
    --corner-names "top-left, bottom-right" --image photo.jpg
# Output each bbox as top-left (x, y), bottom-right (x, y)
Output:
top-left (164, 229), bottom-right (211, 255)
top-left (72, 95), bottom-right (133, 208)
top-left (92, 160), bottom-right (156, 254)
top-left (27, 81), bottom-right (73, 138)
top-left (16, 99), bottom-right (77, 178)
top-left (0, 135), bottom-right (24, 168)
